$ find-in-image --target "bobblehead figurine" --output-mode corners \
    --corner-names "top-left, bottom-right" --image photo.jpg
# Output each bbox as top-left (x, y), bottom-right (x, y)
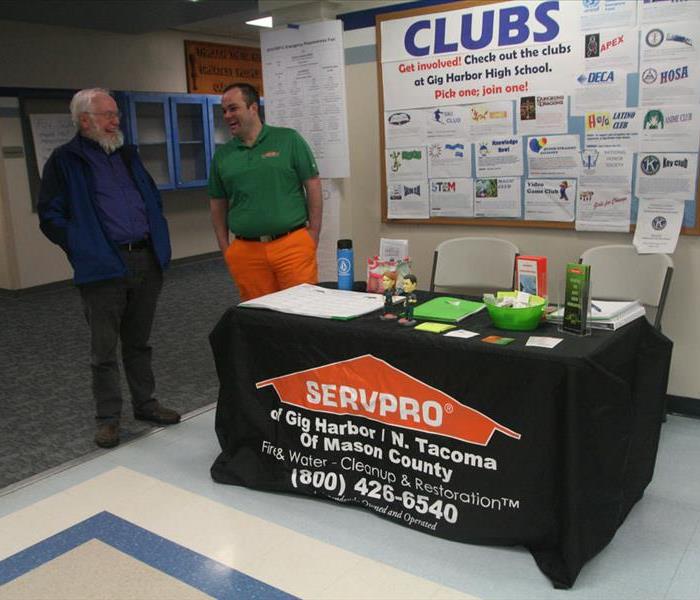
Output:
top-left (380, 271), bottom-right (398, 320)
top-left (399, 274), bottom-right (418, 326)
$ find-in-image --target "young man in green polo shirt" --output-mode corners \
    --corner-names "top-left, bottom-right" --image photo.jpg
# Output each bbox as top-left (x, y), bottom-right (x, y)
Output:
top-left (208, 83), bottom-right (322, 301)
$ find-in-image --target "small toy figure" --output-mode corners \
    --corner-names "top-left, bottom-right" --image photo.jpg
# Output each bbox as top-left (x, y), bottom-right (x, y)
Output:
top-left (380, 271), bottom-right (398, 320)
top-left (399, 274), bottom-right (418, 326)
top-left (559, 180), bottom-right (569, 201)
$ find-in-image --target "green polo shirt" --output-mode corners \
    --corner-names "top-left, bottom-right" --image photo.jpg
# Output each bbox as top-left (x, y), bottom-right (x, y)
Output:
top-left (208, 124), bottom-right (319, 237)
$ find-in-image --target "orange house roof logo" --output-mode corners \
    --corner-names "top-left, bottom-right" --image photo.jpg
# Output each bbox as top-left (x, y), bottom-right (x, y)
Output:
top-left (257, 354), bottom-right (521, 447)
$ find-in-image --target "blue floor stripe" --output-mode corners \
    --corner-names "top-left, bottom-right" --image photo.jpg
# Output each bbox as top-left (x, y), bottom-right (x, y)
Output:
top-left (0, 511), bottom-right (297, 599)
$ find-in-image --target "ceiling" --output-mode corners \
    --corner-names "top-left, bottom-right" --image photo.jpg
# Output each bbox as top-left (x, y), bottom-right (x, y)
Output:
top-left (0, 0), bottom-right (399, 42)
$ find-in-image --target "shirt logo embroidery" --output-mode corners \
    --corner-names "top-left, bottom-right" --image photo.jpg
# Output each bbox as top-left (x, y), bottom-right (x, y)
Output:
top-left (262, 151), bottom-right (280, 158)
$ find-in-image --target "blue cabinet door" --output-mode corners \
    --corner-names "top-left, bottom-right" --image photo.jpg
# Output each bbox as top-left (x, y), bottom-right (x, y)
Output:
top-left (170, 96), bottom-right (211, 189)
top-left (206, 95), bottom-right (230, 160)
top-left (124, 93), bottom-right (175, 191)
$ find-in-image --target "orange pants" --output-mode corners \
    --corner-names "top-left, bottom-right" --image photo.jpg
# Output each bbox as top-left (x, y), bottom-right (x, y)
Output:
top-left (224, 227), bottom-right (318, 301)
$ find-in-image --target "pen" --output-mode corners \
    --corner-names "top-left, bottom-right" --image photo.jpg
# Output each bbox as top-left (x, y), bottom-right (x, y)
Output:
top-left (591, 303), bottom-right (602, 312)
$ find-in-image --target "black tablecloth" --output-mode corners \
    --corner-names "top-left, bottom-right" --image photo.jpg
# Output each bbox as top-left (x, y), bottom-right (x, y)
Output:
top-left (209, 291), bottom-right (672, 588)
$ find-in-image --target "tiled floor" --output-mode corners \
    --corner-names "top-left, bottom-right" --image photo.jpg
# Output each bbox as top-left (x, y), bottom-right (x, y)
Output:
top-left (1, 408), bottom-right (699, 599)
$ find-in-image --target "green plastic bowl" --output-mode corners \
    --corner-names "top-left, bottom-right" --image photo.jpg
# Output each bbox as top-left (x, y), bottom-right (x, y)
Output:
top-left (485, 292), bottom-right (546, 331)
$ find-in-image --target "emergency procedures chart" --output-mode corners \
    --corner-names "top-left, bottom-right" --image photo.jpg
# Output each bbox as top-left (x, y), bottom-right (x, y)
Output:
top-left (261, 20), bottom-right (350, 179)
top-left (378, 0), bottom-right (700, 234)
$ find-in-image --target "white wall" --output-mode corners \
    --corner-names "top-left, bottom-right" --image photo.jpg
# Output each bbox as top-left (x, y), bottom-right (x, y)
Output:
top-left (0, 20), bottom-right (257, 288)
top-left (344, 60), bottom-right (700, 401)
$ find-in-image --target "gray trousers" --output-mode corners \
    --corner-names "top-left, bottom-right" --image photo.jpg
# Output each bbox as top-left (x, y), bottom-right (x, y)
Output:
top-left (79, 247), bottom-right (163, 424)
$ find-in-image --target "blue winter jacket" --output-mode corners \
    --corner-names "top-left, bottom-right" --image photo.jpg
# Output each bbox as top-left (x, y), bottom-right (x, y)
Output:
top-left (38, 135), bottom-right (171, 285)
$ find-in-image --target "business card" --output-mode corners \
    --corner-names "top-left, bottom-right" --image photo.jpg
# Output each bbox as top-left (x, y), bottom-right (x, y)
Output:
top-left (481, 335), bottom-right (515, 345)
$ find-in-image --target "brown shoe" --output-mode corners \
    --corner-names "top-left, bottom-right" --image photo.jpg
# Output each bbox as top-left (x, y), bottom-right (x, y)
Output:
top-left (95, 423), bottom-right (120, 448)
top-left (134, 402), bottom-right (181, 425)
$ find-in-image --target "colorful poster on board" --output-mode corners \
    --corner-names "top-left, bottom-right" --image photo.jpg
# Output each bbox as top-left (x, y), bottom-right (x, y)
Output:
top-left (583, 28), bottom-right (639, 71)
top-left (430, 178), bottom-right (474, 217)
top-left (428, 141), bottom-right (472, 178)
top-left (526, 134), bottom-right (581, 177)
top-left (575, 188), bottom-right (631, 232)
top-left (475, 137), bottom-right (524, 177)
top-left (639, 61), bottom-right (700, 106)
top-left (388, 180), bottom-right (429, 218)
top-left (580, 0), bottom-right (637, 31)
top-left (579, 147), bottom-right (633, 189)
top-left (516, 93), bottom-right (567, 135)
top-left (584, 108), bottom-right (640, 151)
top-left (638, 105), bottom-right (700, 152)
top-left (636, 153), bottom-right (699, 199)
top-left (641, 0), bottom-right (700, 24)
top-left (524, 178), bottom-right (576, 221)
top-left (384, 109), bottom-right (427, 147)
top-left (385, 147), bottom-right (428, 181)
top-left (474, 177), bottom-right (520, 217)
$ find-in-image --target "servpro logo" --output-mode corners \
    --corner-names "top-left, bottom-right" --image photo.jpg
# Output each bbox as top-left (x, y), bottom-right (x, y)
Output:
top-left (256, 354), bottom-right (521, 446)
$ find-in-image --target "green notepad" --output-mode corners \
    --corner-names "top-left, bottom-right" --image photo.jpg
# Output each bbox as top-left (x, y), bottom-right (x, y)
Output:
top-left (413, 297), bottom-right (486, 323)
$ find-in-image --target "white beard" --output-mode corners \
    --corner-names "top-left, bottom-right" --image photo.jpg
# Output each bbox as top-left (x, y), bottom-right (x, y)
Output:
top-left (94, 130), bottom-right (124, 154)
top-left (84, 121), bottom-right (124, 153)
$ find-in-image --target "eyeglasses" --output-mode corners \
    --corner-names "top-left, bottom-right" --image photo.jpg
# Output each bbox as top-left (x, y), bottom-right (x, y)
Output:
top-left (87, 111), bottom-right (121, 120)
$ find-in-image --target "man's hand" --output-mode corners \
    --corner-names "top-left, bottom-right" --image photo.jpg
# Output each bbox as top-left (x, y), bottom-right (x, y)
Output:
top-left (307, 225), bottom-right (320, 246)
top-left (209, 198), bottom-right (230, 255)
top-left (303, 177), bottom-right (322, 247)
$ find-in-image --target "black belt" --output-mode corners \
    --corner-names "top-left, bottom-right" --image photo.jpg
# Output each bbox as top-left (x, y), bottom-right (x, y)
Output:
top-left (235, 223), bottom-right (306, 243)
top-left (118, 238), bottom-right (150, 251)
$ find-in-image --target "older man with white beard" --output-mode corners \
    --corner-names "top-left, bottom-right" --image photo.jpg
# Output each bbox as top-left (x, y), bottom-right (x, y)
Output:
top-left (38, 88), bottom-right (180, 449)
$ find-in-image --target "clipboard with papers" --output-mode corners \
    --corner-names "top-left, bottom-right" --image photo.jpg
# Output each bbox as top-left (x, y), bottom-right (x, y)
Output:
top-left (548, 300), bottom-right (646, 330)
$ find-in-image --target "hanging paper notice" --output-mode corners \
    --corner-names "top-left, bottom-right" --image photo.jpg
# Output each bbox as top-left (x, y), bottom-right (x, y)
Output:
top-left (633, 198), bottom-right (684, 254)
top-left (475, 137), bottom-right (523, 177)
top-left (580, 0), bottom-right (637, 30)
top-left (388, 181), bottom-right (429, 219)
top-left (430, 178), bottom-right (474, 217)
top-left (639, 61), bottom-right (700, 106)
top-left (579, 147), bottom-right (633, 189)
top-left (384, 109), bottom-right (427, 147)
top-left (428, 140), bottom-right (472, 178)
top-left (584, 28), bottom-right (639, 71)
top-left (261, 21), bottom-right (350, 178)
top-left (385, 147), bottom-right (427, 181)
top-left (584, 108), bottom-right (640, 151)
top-left (638, 105), bottom-right (700, 152)
top-left (465, 101), bottom-right (514, 136)
top-left (576, 188), bottom-right (631, 232)
top-left (571, 68), bottom-right (627, 115)
top-left (29, 114), bottom-right (75, 176)
top-left (516, 93), bottom-right (567, 135)
top-left (474, 177), bottom-right (520, 218)
top-left (526, 134), bottom-right (581, 177)
top-left (640, 1), bottom-right (700, 24)
top-left (636, 153), bottom-right (698, 200)
top-left (427, 106), bottom-right (468, 138)
top-left (640, 23), bottom-right (700, 64)
top-left (524, 179), bottom-right (576, 222)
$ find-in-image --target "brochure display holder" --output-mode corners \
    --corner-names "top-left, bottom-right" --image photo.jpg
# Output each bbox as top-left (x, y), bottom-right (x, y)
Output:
top-left (559, 263), bottom-right (592, 337)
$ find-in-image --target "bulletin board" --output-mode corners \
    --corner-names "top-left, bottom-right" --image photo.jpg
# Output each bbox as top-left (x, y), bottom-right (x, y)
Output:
top-left (376, 0), bottom-right (700, 235)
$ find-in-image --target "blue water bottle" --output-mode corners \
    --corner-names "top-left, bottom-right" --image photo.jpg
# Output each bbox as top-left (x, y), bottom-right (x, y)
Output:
top-left (337, 239), bottom-right (354, 291)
